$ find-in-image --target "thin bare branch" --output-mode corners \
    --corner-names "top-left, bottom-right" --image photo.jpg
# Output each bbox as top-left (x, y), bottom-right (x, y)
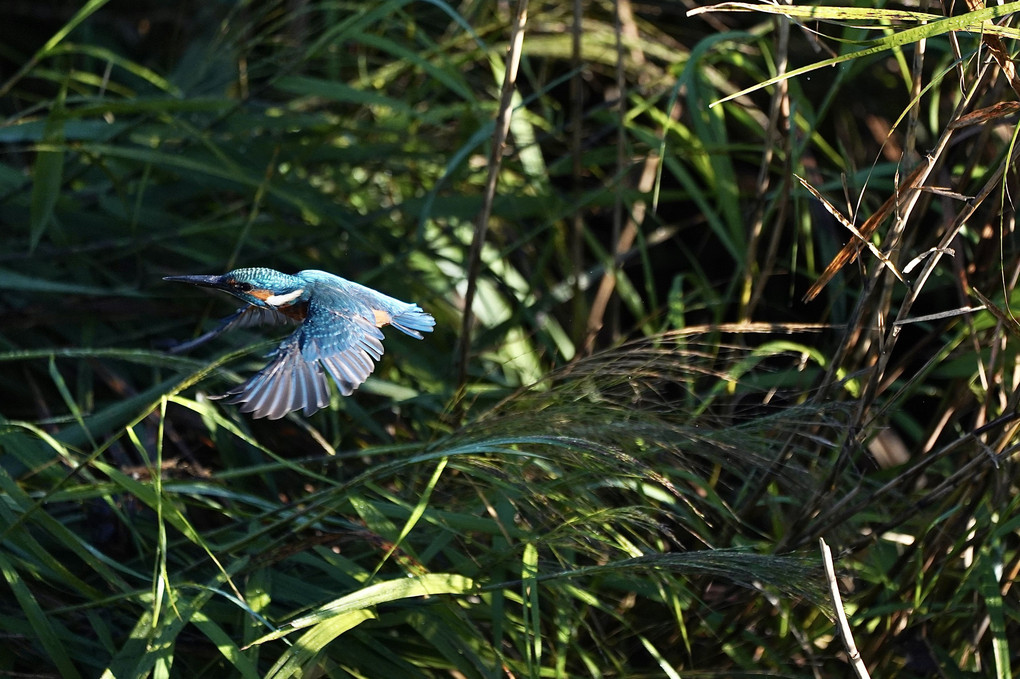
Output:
top-left (455, 0), bottom-right (529, 393)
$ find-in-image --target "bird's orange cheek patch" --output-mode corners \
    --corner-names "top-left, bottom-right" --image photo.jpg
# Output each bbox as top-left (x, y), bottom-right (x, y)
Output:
top-left (250, 289), bottom-right (272, 301)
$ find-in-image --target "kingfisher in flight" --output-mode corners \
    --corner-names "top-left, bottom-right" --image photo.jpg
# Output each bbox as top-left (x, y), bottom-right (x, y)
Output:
top-left (164, 267), bottom-right (435, 420)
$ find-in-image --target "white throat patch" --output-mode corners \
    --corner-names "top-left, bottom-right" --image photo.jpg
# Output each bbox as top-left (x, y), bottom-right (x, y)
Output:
top-left (264, 289), bottom-right (304, 306)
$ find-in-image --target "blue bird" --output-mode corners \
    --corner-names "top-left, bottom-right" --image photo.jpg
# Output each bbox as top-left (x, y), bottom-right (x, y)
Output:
top-left (165, 267), bottom-right (435, 420)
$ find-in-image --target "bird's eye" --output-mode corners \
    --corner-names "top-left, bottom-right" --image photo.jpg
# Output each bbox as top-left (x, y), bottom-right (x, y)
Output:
top-left (237, 282), bottom-right (254, 292)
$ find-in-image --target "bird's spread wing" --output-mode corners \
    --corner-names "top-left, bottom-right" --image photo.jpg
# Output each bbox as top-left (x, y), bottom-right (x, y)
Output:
top-left (167, 306), bottom-right (292, 355)
top-left (334, 279), bottom-right (437, 338)
top-left (228, 305), bottom-right (295, 330)
top-left (216, 296), bottom-right (386, 419)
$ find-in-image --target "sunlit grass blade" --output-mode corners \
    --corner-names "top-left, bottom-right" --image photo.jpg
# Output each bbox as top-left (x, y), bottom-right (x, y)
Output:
top-left (690, 1), bottom-right (1020, 106)
top-left (250, 573), bottom-right (477, 646)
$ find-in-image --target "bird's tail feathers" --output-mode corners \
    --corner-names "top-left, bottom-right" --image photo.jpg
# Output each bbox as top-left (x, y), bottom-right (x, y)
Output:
top-left (390, 305), bottom-right (436, 339)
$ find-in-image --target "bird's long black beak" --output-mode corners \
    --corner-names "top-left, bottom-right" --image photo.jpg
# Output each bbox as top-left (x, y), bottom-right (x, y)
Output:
top-left (163, 274), bottom-right (224, 289)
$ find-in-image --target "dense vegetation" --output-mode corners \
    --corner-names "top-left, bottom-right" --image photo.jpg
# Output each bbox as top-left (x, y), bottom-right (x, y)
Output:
top-left (2, 0), bottom-right (1020, 676)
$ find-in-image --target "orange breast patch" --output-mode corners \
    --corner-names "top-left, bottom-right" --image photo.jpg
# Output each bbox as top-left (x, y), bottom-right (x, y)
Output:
top-left (280, 303), bottom-right (309, 321)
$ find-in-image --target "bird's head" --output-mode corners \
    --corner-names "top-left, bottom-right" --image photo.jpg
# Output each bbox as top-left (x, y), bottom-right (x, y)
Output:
top-left (164, 267), bottom-right (307, 309)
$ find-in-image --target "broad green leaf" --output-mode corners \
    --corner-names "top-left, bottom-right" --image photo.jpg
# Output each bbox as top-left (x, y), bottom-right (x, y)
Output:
top-left (29, 115), bottom-right (64, 252)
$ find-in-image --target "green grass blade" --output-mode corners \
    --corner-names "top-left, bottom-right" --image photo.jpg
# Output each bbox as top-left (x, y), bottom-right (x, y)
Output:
top-left (0, 551), bottom-right (82, 679)
top-left (696, 1), bottom-right (1020, 106)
